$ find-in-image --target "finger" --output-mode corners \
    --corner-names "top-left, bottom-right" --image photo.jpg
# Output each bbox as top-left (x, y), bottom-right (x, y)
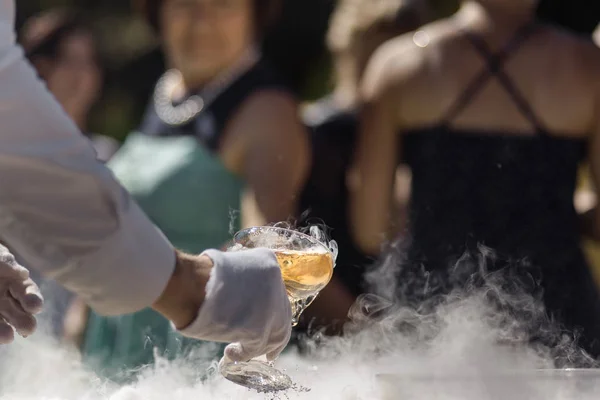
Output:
top-left (0, 251), bottom-right (29, 280)
top-left (224, 342), bottom-right (256, 363)
top-left (0, 319), bottom-right (14, 344)
top-left (0, 295), bottom-right (37, 337)
top-left (9, 278), bottom-right (43, 314)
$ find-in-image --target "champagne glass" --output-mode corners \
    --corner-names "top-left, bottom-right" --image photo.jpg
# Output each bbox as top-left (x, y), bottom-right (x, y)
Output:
top-left (219, 225), bottom-right (338, 392)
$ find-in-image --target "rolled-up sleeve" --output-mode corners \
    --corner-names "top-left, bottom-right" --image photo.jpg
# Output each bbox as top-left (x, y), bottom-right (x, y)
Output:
top-left (0, 44), bottom-right (176, 316)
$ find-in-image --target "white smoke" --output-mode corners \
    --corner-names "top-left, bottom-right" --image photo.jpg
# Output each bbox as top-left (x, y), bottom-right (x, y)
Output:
top-left (2, 289), bottom-right (600, 400)
top-left (1, 230), bottom-right (600, 399)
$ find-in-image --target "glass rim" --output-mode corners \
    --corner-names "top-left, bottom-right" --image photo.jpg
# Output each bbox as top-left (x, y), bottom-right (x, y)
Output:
top-left (233, 226), bottom-right (334, 257)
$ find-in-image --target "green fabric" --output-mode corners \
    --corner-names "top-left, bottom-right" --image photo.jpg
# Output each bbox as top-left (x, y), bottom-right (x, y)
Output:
top-left (82, 133), bottom-right (243, 380)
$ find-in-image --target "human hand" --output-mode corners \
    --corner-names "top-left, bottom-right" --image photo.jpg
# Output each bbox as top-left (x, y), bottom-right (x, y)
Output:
top-left (178, 248), bottom-right (292, 362)
top-left (0, 245), bottom-right (44, 343)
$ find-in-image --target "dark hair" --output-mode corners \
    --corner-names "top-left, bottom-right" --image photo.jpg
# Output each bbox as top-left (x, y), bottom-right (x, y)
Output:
top-left (20, 9), bottom-right (93, 61)
top-left (133, 0), bottom-right (282, 39)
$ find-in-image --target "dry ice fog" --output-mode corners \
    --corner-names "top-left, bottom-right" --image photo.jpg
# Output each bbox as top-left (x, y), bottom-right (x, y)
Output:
top-left (1, 232), bottom-right (600, 400)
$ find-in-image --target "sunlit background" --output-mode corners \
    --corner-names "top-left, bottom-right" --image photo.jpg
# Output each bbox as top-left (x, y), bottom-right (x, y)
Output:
top-left (17, 0), bottom-right (599, 138)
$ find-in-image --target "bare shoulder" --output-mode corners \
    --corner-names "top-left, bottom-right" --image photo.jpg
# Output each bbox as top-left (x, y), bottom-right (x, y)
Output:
top-left (221, 88), bottom-right (308, 175)
top-left (362, 36), bottom-right (421, 101)
top-left (544, 23), bottom-right (600, 73)
top-left (230, 89), bottom-right (306, 141)
top-left (361, 18), bottom-right (454, 100)
top-left (235, 89), bottom-right (299, 128)
top-left (238, 89), bottom-right (299, 120)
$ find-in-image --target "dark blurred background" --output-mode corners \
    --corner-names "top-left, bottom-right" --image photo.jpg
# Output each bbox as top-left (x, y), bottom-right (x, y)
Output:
top-left (16, 0), bottom-right (600, 140)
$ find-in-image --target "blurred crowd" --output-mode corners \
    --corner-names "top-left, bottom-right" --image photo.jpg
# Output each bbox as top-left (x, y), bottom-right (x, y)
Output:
top-left (19, 0), bottom-right (600, 379)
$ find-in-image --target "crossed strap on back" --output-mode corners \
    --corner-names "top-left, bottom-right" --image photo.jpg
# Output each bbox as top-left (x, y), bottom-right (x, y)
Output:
top-left (442, 23), bottom-right (546, 134)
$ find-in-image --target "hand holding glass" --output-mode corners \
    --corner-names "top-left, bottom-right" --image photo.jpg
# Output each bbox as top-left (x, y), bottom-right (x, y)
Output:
top-left (219, 226), bottom-right (337, 392)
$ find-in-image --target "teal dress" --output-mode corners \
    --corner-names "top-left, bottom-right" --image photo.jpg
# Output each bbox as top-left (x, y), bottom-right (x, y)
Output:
top-left (81, 61), bottom-right (289, 380)
top-left (82, 134), bottom-right (242, 379)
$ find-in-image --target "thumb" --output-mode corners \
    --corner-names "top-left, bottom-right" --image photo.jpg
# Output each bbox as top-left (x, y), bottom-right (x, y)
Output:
top-left (224, 342), bottom-right (256, 363)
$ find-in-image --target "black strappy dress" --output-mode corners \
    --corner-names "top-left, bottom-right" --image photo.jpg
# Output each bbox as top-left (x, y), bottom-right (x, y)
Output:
top-left (398, 24), bottom-right (600, 363)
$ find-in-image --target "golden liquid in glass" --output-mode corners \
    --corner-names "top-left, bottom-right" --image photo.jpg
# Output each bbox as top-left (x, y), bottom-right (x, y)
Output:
top-left (274, 249), bottom-right (334, 325)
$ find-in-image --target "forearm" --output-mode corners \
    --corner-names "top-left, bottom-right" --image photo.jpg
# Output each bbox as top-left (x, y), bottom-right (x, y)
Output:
top-left (0, 36), bottom-right (176, 315)
top-left (348, 147), bottom-right (396, 255)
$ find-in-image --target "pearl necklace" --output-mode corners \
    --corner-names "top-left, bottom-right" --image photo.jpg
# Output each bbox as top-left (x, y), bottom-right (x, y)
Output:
top-left (153, 47), bottom-right (260, 126)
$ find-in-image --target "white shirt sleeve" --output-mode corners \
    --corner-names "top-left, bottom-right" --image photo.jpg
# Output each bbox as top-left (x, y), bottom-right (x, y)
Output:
top-left (0, 43), bottom-right (176, 315)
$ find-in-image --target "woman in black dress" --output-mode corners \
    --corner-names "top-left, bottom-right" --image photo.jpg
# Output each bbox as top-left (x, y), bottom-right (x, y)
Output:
top-left (350, 0), bottom-right (600, 363)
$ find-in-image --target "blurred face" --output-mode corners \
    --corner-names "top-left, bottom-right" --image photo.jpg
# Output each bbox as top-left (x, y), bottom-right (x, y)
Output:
top-left (161, 0), bottom-right (255, 88)
top-left (35, 31), bottom-right (102, 122)
top-left (59, 32), bottom-right (102, 92)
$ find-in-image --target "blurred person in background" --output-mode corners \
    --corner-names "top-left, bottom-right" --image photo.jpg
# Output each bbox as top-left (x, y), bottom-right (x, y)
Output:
top-left (297, 0), bottom-right (430, 334)
top-left (17, 9), bottom-right (118, 340)
top-left (21, 9), bottom-right (118, 163)
top-left (65, 0), bottom-right (310, 378)
top-left (350, 0), bottom-right (600, 364)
